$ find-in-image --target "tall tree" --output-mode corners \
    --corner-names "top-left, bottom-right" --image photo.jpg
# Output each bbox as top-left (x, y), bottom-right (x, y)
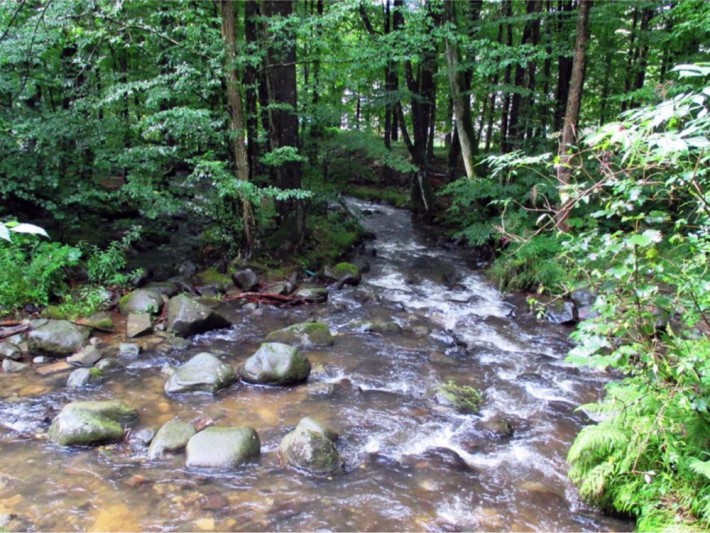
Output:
top-left (219, 0), bottom-right (256, 257)
top-left (556, 0), bottom-right (592, 231)
top-left (262, 0), bottom-right (305, 245)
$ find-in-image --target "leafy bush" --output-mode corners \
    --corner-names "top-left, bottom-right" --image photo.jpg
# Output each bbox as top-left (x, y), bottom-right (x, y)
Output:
top-left (82, 226), bottom-right (143, 287)
top-left (564, 66), bottom-right (710, 530)
top-left (0, 238), bottom-right (81, 313)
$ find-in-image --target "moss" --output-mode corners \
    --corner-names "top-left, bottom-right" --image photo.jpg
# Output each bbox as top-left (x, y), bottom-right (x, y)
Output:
top-left (195, 268), bottom-right (233, 291)
top-left (437, 380), bottom-right (483, 415)
top-left (266, 321), bottom-right (334, 347)
top-left (332, 262), bottom-right (360, 279)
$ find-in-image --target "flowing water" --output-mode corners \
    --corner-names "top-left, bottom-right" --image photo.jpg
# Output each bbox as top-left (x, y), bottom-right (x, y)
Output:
top-left (0, 199), bottom-right (632, 531)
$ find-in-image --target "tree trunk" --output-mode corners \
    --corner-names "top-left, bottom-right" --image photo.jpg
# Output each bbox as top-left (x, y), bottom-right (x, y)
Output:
top-left (444, 0), bottom-right (476, 178)
top-left (556, 0), bottom-right (592, 232)
top-left (262, 0), bottom-right (304, 245)
top-left (219, 0), bottom-right (256, 257)
top-left (553, 0), bottom-right (574, 132)
top-left (500, 0), bottom-right (513, 152)
top-left (244, 0), bottom-right (260, 181)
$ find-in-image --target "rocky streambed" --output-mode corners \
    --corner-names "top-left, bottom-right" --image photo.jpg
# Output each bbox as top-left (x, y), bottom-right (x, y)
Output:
top-left (0, 199), bottom-right (632, 532)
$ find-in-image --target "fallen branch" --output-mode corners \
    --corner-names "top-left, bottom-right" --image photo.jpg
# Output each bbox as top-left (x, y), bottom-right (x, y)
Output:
top-left (0, 323), bottom-right (30, 340)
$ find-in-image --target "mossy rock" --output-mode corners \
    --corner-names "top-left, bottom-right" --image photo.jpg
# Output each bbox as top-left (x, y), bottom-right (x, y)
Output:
top-left (48, 400), bottom-right (138, 446)
top-left (186, 426), bottom-right (260, 469)
top-left (119, 290), bottom-right (163, 316)
top-left (279, 418), bottom-right (344, 476)
top-left (195, 268), bottom-right (234, 293)
top-left (435, 381), bottom-right (483, 415)
top-left (265, 321), bottom-right (334, 348)
top-left (241, 343), bottom-right (311, 385)
top-left (87, 312), bottom-right (116, 332)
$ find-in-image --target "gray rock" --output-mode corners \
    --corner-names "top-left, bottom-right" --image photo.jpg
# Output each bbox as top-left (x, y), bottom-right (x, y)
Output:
top-left (293, 287), bottom-right (328, 303)
top-left (166, 294), bottom-right (230, 337)
top-left (33, 356), bottom-right (50, 364)
top-left (232, 269), bottom-right (258, 290)
top-left (143, 281), bottom-right (179, 298)
top-left (2, 359), bottom-right (28, 373)
top-left (186, 426), bottom-right (260, 469)
top-left (27, 320), bottom-right (90, 357)
top-left (265, 321), bottom-right (334, 348)
top-left (86, 311), bottom-right (115, 332)
top-left (95, 358), bottom-right (118, 372)
top-left (321, 262), bottom-right (362, 285)
top-left (164, 352), bottom-right (236, 394)
top-left (119, 290), bottom-right (163, 316)
top-left (545, 300), bottom-right (578, 325)
top-left (132, 428), bottom-right (156, 446)
top-left (67, 368), bottom-right (102, 388)
top-left (48, 400), bottom-right (138, 446)
top-left (571, 288), bottom-right (596, 308)
top-left (127, 313), bottom-right (152, 338)
top-left (148, 420), bottom-right (196, 459)
top-left (0, 341), bottom-right (22, 360)
top-left (67, 345), bottom-right (102, 367)
top-left (118, 343), bottom-right (141, 359)
top-left (279, 417), bottom-right (344, 475)
top-left (296, 416), bottom-right (339, 442)
top-left (241, 343), bottom-right (311, 386)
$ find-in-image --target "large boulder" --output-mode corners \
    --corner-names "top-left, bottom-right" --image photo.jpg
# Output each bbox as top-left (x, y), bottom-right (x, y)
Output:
top-left (126, 313), bottom-right (152, 338)
top-left (195, 268), bottom-right (234, 294)
top-left (545, 300), bottom-right (578, 325)
top-left (279, 417), bottom-right (343, 475)
top-left (27, 320), bottom-right (89, 357)
top-left (322, 262), bottom-right (362, 285)
top-left (265, 321), bottom-right (334, 348)
top-left (143, 281), bottom-right (179, 298)
top-left (148, 420), bottom-right (196, 459)
top-left (118, 289), bottom-right (164, 316)
top-left (164, 352), bottom-right (236, 394)
top-left (293, 287), bottom-right (328, 304)
top-left (185, 426), bottom-right (260, 469)
top-left (241, 343), bottom-right (311, 385)
top-left (86, 312), bottom-right (115, 332)
top-left (0, 341), bottom-right (22, 360)
top-left (166, 295), bottom-right (230, 337)
top-left (232, 269), bottom-right (259, 291)
top-left (48, 400), bottom-right (138, 446)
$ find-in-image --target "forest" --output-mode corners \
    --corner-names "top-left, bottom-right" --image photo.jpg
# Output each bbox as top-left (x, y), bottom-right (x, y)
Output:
top-left (0, 0), bottom-right (709, 531)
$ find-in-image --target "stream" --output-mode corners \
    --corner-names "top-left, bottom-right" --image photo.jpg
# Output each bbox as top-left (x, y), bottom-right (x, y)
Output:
top-left (0, 198), bottom-right (632, 531)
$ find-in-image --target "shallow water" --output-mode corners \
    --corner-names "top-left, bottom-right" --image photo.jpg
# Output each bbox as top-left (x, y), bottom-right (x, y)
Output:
top-left (0, 199), bottom-right (632, 531)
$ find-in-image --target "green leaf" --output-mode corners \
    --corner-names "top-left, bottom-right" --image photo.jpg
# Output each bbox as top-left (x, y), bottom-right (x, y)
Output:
top-left (10, 223), bottom-right (49, 238)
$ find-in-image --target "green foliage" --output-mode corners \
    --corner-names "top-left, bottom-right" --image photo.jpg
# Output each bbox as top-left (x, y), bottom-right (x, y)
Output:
top-left (437, 380), bottom-right (483, 415)
top-left (563, 69), bottom-right (710, 529)
top-left (489, 234), bottom-right (568, 294)
top-left (49, 286), bottom-right (112, 320)
top-left (83, 226), bottom-right (143, 287)
top-left (0, 237), bottom-right (81, 313)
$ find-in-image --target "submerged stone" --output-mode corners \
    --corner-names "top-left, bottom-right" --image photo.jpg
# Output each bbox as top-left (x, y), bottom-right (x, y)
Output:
top-left (279, 417), bottom-right (344, 475)
top-left (48, 400), bottom-right (138, 446)
top-left (241, 343), bottom-right (311, 385)
top-left (265, 321), bottom-right (334, 348)
top-left (185, 426), bottom-right (260, 469)
top-left (148, 420), bottom-right (196, 459)
top-left (164, 352), bottom-right (236, 394)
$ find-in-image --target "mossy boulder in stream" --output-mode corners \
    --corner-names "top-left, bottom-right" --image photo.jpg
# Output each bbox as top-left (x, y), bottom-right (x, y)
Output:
top-left (27, 320), bottom-right (90, 357)
top-left (321, 262), bottom-right (362, 286)
top-left (241, 343), bottom-right (311, 385)
top-left (166, 294), bottom-right (230, 337)
top-left (293, 287), bottom-right (329, 303)
top-left (148, 420), bottom-right (196, 459)
top-left (185, 426), bottom-right (260, 469)
top-left (265, 321), bottom-right (334, 348)
top-left (48, 400), bottom-right (138, 446)
top-left (279, 417), bottom-right (344, 475)
top-left (164, 352), bottom-right (236, 394)
top-left (435, 381), bottom-right (483, 415)
top-left (119, 289), bottom-right (164, 315)
top-left (195, 267), bottom-right (234, 294)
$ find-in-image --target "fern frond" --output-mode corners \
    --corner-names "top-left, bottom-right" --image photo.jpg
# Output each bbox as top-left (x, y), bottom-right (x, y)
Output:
top-left (579, 461), bottom-right (616, 502)
top-left (568, 424), bottom-right (629, 467)
top-left (689, 459), bottom-right (710, 480)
